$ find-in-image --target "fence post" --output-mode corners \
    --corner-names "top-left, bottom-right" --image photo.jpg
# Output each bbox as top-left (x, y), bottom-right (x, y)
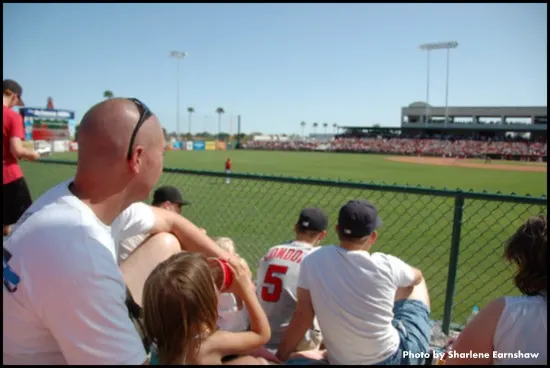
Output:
top-left (442, 193), bottom-right (465, 335)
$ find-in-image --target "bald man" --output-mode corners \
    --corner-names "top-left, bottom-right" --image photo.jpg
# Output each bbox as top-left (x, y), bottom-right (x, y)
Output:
top-left (3, 98), bottom-right (231, 365)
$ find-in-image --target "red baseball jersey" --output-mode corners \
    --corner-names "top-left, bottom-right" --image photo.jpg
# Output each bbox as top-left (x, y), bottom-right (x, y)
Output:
top-left (3, 105), bottom-right (25, 184)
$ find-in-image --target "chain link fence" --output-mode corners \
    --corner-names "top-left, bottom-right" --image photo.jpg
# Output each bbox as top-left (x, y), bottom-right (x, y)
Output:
top-left (20, 160), bottom-right (547, 333)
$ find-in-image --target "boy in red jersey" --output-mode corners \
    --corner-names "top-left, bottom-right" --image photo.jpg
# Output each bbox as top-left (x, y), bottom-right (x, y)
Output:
top-left (3, 79), bottom-right (40, 236)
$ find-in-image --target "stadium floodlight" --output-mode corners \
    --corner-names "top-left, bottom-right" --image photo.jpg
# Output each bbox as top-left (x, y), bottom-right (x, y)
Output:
top-left (169, 51), bottom-right (188, 137)
top-left (419, 41), bottom-right (459, 127)
top-left (419, 41), bottom-right (459, 51)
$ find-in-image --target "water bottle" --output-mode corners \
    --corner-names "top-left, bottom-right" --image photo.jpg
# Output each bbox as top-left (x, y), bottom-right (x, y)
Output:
top-left (466, 305), bottom-right (480, 325)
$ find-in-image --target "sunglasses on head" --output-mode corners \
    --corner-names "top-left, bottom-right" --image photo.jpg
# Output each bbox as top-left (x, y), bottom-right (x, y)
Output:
top-left (126, 98), bottom-right (153, 160)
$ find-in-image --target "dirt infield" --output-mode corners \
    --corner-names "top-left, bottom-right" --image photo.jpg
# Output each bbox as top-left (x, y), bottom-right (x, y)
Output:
top-left (387, 156), bottom-right (547, 173)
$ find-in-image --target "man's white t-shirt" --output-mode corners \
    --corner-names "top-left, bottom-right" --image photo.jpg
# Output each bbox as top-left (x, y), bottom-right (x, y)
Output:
top-left (117, 231), bottom-right (149, 264)
top-left (298, 245), bottom-right (417, 365)
top-left (256, 240), bottom-right (321, 351)
top-left (3, 179), bottom-right (156, 365)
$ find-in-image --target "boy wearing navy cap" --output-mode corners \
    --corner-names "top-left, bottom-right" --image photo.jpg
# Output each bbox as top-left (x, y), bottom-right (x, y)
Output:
top-left (278, 200), bottom-right (431, 366)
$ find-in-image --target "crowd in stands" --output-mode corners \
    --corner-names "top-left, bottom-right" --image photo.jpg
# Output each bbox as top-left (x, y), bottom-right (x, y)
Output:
top-left (244, 138), bottom-right (548, 158)
top-left (3, 94), bottom-right (547, 366)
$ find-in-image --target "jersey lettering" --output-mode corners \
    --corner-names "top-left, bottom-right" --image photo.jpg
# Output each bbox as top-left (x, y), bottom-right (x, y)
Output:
top-left (263, 247), bottom-right (304, 264)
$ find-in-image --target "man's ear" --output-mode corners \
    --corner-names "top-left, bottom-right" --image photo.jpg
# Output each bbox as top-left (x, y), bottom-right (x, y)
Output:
top-left (320, 230), bottom-right (328, 240)
top-left (368, 231), bottom-right (378, 245)
top-left (128, 146), bottom-right (144, 174)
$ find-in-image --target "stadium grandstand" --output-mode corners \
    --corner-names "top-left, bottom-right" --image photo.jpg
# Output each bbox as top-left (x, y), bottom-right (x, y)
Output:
top-left (243, 103), bottom-right (547, 162)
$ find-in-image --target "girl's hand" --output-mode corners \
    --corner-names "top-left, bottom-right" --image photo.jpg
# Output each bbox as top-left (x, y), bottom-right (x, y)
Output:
top-left (227, 256), bottom-right (254, 298)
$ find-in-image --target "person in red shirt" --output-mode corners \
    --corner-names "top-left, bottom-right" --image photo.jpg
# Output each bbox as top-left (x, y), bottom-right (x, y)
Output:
top-left (3, 79), bottom-right (40, 236)
top-left (225, 157), bottom-right (232, 184)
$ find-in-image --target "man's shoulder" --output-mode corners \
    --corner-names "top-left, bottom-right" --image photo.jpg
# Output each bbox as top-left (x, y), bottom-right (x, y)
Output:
top-left (370, 252), bottom-right (411, 271)
top-left (306, 244), bottom-right (337, 257)
top-left (7, 220), bottom-right (117, 288)
top-left (298, 245), bottom-right (337, 268)
top-left (7, 187), bottom-right (116, 271)
top-left (114, 201), bottom-right (153, 226)
top-left (123, 201), bottom-right (151, 214)
top-left (261, 242), bottom-right (291, 255)
top-left (12, 181), bottom-right (85, 231)
top-left (370, 252), bottom-right (401, 263)
top-left (26, 179), bottom-right (72, 208)
top-left (9, 204), bottom-right (110, 252)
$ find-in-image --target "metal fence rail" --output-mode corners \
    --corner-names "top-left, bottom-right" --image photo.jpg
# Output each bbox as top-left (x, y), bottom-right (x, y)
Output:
top-left (21, 160), bottom-right (547, 335)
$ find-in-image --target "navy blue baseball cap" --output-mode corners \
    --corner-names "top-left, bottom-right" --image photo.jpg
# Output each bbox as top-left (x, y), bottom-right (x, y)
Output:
top-left (338, 200), bottom-right (383, 237)
top-left (296, 207), bottom-right (328, 232)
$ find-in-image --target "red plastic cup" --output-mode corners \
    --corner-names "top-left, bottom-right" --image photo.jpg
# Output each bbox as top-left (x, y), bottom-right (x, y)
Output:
top-left (207, 258), bottom-right (233, 292)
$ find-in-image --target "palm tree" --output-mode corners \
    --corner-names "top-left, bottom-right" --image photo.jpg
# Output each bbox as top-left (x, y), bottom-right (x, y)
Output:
top-left (103, 90), bottom-right (114, 99)
top-left (216, 107), bottom-right (225, 141)
top-left (300, 121), bottom-right (306, 137)
top-left (323, 122), bottom-right (328, 135)
top-left (187, 107), bottom-right (195, 135)
top-left (333, 123), bottom-right (337, 134)
top-left (312, 122), bottom-right (318, 135)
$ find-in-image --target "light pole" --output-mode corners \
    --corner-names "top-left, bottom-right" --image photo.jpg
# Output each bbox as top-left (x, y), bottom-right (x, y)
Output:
top-left (169, 50), bottom-right (187, 138)
top-left (419, 41), bottom-right (458, 127)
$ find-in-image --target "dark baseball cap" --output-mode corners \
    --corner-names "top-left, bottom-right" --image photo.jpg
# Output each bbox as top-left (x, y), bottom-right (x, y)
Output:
top-left (296, 207), bottom-right (328, 232)
top-left (152, 186), bottom-right (191, 206)
top-left (3, 79), bottom-right (24, 106)
top-left (338, 200), bottom-right (383, 238)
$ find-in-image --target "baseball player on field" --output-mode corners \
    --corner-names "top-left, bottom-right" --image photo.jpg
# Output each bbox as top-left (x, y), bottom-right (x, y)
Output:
top-left (225, 157), bottom-right (232, 184)
top-left (256, 208), bottom-right (328, 354)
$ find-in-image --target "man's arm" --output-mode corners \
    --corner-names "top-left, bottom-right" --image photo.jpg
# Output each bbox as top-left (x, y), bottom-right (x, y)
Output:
top-left (149, 206), bottom-right (229, 259)
top-left (385, 254), bottom-right (423, 287)
top-left (10, 137), bottom-right (40, 161)
top-left (7, 114), bottom-right (39, 161)
top-left (276, 287), bottom-right (316, 362)
top-left (407, 266), bottom-right (423, 286)
top-left (114, 203), bottom-right (229, 260)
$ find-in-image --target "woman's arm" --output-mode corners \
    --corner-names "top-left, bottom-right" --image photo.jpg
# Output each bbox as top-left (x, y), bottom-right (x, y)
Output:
top-left (445, 298), bottom-right (505, 365)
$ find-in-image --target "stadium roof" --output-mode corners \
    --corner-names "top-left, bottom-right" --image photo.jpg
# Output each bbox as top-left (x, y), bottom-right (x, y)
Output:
top-left (337, 125), bottom-right (545, 132)
top-left (338, 126), bottom-right (401, 131)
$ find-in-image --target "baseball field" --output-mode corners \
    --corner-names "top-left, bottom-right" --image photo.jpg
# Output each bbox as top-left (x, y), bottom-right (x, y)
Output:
top-left (21, 150), bottom-right (547, 326)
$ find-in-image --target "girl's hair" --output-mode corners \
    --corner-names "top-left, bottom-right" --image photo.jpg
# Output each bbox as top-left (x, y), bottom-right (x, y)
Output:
top-left (504, 215), bottom-right (547, 296)
top-left (142, 252), bottom-right (219, 365)
top-left (212, 236), bottom-right (235, 255)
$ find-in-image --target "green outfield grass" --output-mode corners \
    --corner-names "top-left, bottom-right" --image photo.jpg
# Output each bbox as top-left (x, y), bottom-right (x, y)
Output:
top-left (50, 150), bottom-right (547, 195)
top-left (21, 150), bottom-right (547, 326)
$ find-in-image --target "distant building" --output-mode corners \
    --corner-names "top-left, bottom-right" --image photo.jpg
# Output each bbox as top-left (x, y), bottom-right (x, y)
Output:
top-left (398, 102), bottom-right (547, 140)
top-left (401, 101), bottom-right (547, 126)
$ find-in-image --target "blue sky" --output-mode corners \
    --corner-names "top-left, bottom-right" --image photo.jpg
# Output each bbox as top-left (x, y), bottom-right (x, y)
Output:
top-left (3, 3), bottom-right (547, 135)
